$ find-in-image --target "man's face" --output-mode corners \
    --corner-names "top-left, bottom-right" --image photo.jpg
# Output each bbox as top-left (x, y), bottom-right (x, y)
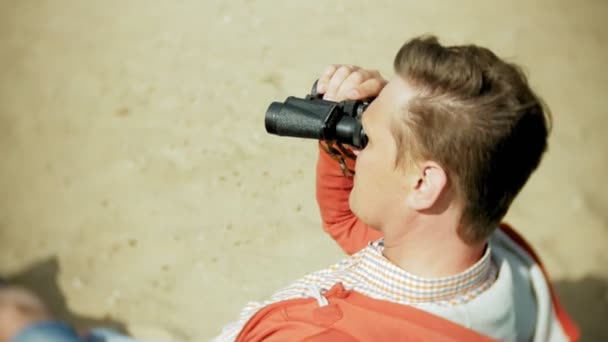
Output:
top-left (349, 76), bottom-right (417, 230)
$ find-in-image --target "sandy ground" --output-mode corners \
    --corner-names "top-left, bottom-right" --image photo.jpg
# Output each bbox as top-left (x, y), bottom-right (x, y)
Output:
top-left (0, 0), bottom-right (607, 340)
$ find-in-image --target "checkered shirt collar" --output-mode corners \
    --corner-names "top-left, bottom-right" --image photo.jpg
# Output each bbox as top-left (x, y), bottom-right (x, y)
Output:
top-left (361, 239), bottom-right (494, 303)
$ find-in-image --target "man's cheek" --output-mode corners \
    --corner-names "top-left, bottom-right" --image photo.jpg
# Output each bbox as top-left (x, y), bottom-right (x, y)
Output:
top-left (350, 181), bottom-right (362, 204)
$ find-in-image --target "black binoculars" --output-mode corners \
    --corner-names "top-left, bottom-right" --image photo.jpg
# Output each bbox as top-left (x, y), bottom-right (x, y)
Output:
top-left (264, 81), bottom-right (373, 149)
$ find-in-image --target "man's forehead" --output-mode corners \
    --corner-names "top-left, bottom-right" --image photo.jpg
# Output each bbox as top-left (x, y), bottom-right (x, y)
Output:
top-left (367, 75), bottom-right (415, 123)
top-left (383, 75), bottom-right (417, 104)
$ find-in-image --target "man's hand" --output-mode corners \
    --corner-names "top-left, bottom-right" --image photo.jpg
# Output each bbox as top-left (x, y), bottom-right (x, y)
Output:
top-left (316, 65), bottom-right (387, 102)
top-left (0, 287), bottom-right (50, 342)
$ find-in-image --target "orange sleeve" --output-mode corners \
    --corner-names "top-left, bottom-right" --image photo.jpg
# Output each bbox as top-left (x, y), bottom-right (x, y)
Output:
top-left (315, 145), bottom-right (383, 255)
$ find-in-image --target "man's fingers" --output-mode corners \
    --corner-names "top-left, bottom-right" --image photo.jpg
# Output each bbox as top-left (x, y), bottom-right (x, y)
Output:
top-left (336, 70), bottom-right (367, 100)
top-left (317, 65), bottom-right (386, 101)
top-left (350, 77), bottom-right (387, 99)
top-left (324, 65), bottom-right (357, 101)
top-left (317, 65), bottom-right (338, 93)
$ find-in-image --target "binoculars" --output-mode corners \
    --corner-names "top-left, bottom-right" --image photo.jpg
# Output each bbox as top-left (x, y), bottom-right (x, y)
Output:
top-left (264, 81), bottom-right (373, 149)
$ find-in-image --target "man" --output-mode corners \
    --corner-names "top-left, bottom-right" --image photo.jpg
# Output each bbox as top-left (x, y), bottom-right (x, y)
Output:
top-left (215, 36), bottom-right (578, 341)
top-left (0, 285), bottom-right (140, 341)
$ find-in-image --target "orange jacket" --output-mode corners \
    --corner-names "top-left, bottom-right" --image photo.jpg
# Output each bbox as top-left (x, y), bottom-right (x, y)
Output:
top-left (235, 223), bottom-right (579, 342)
top-left (236, 282), bottom-right (495, 342)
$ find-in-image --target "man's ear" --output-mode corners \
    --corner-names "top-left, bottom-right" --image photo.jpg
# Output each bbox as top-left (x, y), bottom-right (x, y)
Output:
top-left (406, 162), bottom-right (447, 210)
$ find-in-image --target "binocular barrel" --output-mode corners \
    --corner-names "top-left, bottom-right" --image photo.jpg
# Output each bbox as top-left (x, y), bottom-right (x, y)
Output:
top-left (264, 96), bottom-right (369, 148)
top-left (265, 97), bottom-right (327, 140)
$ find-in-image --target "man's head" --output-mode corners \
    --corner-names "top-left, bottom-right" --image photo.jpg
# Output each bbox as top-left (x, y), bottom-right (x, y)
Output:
top-left (350, 36), bottom-right (550, 245)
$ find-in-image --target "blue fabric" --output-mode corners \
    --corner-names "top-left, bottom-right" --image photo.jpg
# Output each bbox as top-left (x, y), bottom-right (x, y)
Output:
top-left (88, 328), bottom-right (142, 342)
top-left (12, 321), bottom-right (139, 342)
top-left (13, 321), bottom-right (82, 342)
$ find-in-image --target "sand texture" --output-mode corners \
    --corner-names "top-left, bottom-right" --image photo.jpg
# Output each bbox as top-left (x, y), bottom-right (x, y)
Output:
top-left (0, 0), bottom-right (607, 340)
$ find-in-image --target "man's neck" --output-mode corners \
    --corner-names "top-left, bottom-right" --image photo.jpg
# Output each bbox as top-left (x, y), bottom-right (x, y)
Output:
top-left (381, 217), bottom-right (487, 278)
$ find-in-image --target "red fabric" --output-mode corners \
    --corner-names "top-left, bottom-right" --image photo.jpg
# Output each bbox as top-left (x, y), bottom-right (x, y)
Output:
top-left (235, 283), bottom-right (495, 342)
top-left (498, 224), bottom-right (580, 342)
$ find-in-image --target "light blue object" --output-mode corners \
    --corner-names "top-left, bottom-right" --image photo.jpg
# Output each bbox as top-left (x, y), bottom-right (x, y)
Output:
top-left (88, 328), bottom-right (142, 342)
top-left (12, 321), bottom-right (141, 342)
